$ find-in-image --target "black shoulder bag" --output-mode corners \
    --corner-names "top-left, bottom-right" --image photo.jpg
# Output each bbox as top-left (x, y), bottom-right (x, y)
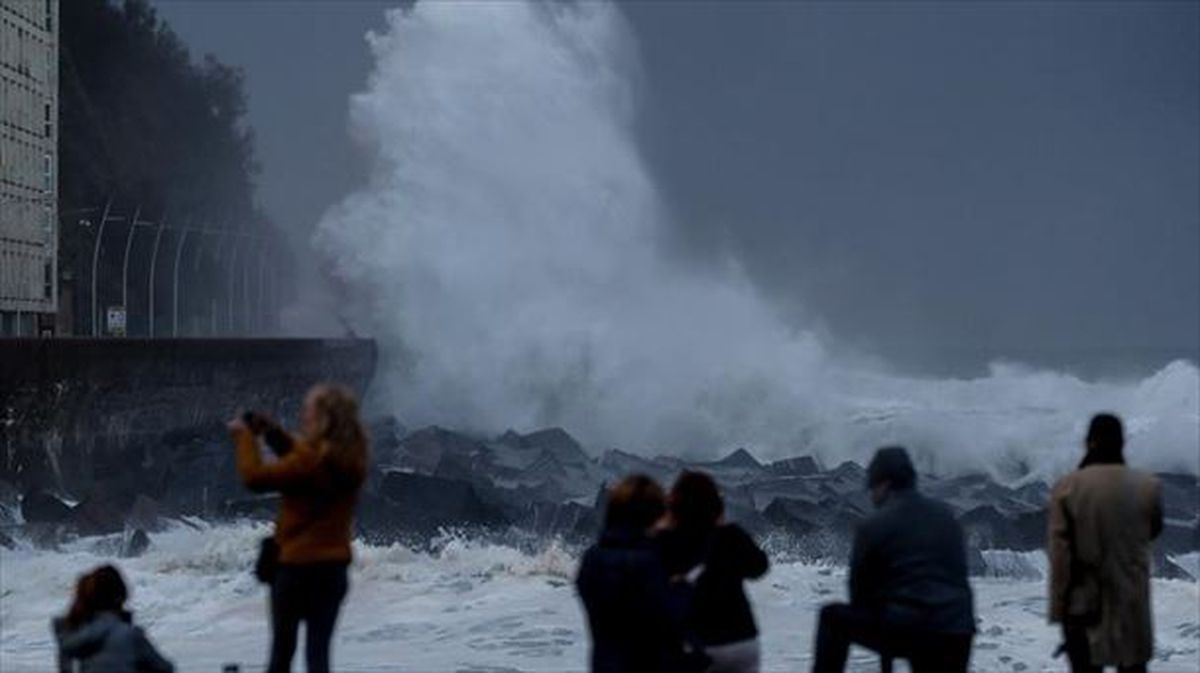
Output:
top-left (255, 537), bottom-right (279, 584)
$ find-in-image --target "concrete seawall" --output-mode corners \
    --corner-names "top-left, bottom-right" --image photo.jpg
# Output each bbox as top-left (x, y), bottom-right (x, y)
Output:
top-left (0, 338), bottom-right (376, 510)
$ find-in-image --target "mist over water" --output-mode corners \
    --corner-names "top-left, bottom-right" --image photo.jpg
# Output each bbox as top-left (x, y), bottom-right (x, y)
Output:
top-left (314, 0), bottom-right (1199, 480)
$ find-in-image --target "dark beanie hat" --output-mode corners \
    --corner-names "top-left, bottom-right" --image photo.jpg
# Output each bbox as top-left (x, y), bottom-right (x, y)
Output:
top-left (867, 446), bottom-right (917, 490)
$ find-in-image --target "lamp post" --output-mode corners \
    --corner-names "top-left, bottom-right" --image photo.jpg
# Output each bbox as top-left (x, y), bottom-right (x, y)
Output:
top-left (226, 235), bottom-right (240, 334)
top-left (257, 240), bottom-right (268, 335)
top-left (89, 197), bottom-right (115, 337)
top-left (119, 206), bottom-right (143, 328)
top-left (170, 227), bottom-right (190, 337)
top-left (146, 212), bottom-right (169, 337)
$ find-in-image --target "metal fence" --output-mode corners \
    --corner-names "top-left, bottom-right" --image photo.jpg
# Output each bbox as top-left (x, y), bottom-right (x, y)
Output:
top-left (78, 197), bottom-right (286, 338)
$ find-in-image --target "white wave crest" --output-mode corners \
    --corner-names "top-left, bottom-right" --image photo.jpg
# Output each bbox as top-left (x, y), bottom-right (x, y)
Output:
top-left (312, 0), bottom-right (1199, 479)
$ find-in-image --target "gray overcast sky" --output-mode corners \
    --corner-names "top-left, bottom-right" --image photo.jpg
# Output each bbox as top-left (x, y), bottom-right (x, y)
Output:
top-left (155, 0), bottom-right (1198, 376)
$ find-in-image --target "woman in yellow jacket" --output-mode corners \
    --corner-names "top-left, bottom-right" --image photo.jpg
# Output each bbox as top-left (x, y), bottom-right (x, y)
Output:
top-left (229, 384), bottom-right (368, 673)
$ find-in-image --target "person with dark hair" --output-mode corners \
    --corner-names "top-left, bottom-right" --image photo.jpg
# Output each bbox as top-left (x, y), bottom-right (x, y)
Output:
top-left (230, 383), bottom-right (370, 673)
top-left (811, 446), bottom-right (975, 673)
top-left (657, 470), bottom-right (769, 672)
top-left (1048, 413), bottom-right (1163, 673)
top-left (52, 564), bottom-right (174, 673)
top-left (576, 474), bottom-right (689, 672)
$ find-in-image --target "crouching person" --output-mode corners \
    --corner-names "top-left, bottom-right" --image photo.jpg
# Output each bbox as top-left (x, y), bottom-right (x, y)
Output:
top-left (52, 564), bottom-right (175, 673)
top-left (230, 383), bottom-right (369, 673)
top-left (576, 474), bottom-right (690, 673)
top-left (811, 447), bottom-right (975, 673)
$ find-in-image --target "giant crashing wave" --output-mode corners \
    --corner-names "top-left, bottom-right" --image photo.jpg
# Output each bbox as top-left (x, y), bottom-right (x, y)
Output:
top-left (311, 0), bottom-right (1199, 481)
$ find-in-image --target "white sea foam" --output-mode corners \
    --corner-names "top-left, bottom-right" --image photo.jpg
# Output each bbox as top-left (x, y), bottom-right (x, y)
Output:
top-left (308, 0), bottom-right (1199, 480)
top-left (3, 524), bottom-right (1199, 672)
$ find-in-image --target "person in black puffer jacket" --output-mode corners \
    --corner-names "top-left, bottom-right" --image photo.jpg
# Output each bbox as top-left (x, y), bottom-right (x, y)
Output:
top-left (657, 470), bottom-right (769, 673)
top-left (576, 474), bottom-right (689, 673)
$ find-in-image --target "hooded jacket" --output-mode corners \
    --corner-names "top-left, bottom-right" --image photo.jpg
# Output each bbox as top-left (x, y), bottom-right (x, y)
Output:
top-left (52, 611), bottom-right (174, 673)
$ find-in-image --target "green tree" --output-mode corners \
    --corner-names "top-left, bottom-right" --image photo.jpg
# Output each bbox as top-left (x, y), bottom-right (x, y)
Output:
top-left (59, 0), bottom-right (285, 336)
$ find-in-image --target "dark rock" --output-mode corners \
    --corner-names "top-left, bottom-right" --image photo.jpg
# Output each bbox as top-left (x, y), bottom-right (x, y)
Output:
top-left (432, 452), bottom-right (488, 484)
top-left (762, 498), bottom-right (820, 537)
top-left (1156, 473), bottom-right (1199, 522)
top-left (369, 416), bottom-right (407, 457)
top-left (20, 489), bottom-right (73, 524)
top-left (0, 479), bottom-right (20, 524)
top-left (728, 506), bottom-right (772, 537)
top-left (519, 501), bottom-right (599, 539)
top-left (826, 461), bottom-right (867, 493)
top-left (396, 426), bottom-right (487, 473)
top-left (496, 429), bottom-right (525, 447)
top-left (1012, 509), bottom-right (1046, 550)
top-left (0, 528), bottom-right (16, 549)
top-left (965, 545), bottom-right (987, 576)
top-left (71, 495), bottom-right (129, 536)
top-left (23, 522), bottom-right (66, 550)
top-left (378, 470), bottom-right (507, 532)
top-left (1011, 480), bottom-right (1050, 508)
top-left (355, 489), bottom-right (407, 544)
top-left (522, 451), bottom-right (569, 482)
top-left (1153, 547), bottom-right (1193, 580)
top-left (126, 495), bottom-right (168, 533)
top-left (745, 476), bottom-right (824, 507)
top-left (708, 448), bottom-right (763, 470)
top-left (597, 449), bottom-right (671, 483)
top-left (959, 505), bottom-right (1017, 550)
top-left (722, 484), bottom-right (758, 515)
top-left (121, 529), bottom-right (151, 558)
top-left (517, 428), bottom-right (590, 468)
top-left (956, 505), bottom-right (1043, 552)
top-left (769, 455), bottom-right (820, 477)
top-left (1158, 521), bottom-right (1199, 554)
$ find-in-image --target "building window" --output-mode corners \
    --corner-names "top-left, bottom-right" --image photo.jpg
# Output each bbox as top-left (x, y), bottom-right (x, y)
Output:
top-left (43, 260), bottom-right (53, 300)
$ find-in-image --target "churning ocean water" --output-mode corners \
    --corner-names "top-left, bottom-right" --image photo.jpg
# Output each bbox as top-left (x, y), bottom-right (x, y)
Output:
top-left (2, 522), bottom-right (1198, 673)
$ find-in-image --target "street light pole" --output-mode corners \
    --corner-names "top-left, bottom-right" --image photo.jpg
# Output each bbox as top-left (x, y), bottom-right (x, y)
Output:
top-left (227, 236), bottom-right (240, 334)
top-left (90, 196), bottom-right (115, 337)
top-left (241, 240), bottom-right (253, 335)
top-left (171, 227), bottom-right (190, 337)
top-left (147, 213), bottom-right (168, 337)
top-left (257, 240), bottom-right (267, 335)
top-left (120, 206), bottom-right (142, 330)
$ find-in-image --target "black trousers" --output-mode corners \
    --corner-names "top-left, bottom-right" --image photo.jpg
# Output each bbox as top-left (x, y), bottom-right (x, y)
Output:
top-left (1063, 623), bottom-right (1147, 673)
top-left (268, 562), bottom-right (349, 673)
top-left (811, 603), bottom-right (972, 673)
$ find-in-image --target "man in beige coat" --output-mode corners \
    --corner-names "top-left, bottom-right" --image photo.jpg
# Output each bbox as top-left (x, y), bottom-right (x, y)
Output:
top-left (1048, 413), bottom-right (1163, 673)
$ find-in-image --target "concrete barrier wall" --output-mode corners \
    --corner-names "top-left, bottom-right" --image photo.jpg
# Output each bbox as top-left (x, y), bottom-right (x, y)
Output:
top-left (0, 338), bottom-right (376, 503)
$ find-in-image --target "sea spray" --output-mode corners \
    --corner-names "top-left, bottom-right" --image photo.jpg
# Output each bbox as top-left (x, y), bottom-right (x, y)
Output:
top-left (314, 0), bottom-right (1199, 479)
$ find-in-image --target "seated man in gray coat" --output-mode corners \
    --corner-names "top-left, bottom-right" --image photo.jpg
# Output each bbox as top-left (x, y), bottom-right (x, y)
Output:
top-left (811, 446), bottom-right (975, 673)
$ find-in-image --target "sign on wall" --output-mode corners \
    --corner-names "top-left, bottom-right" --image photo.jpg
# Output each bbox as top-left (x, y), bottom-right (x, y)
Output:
top-left (106, 305), bottom-right (126, 337)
